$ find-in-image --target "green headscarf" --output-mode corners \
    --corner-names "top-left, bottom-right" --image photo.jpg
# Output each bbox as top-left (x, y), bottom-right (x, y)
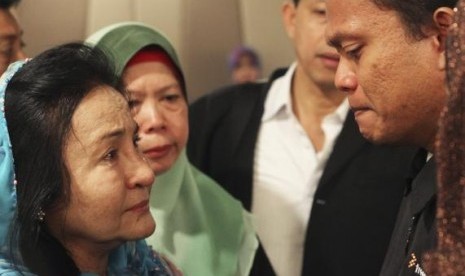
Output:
top-left (87, 22), bottom-right (257, 276)
top-left (86, 22), bottom-right (186, 97)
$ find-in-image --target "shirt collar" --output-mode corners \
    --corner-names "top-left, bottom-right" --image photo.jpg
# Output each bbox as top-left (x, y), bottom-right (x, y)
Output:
top-left (262, 63), bottom-right (297, 122)
top-left (262, 62), bottom-right (349, 123)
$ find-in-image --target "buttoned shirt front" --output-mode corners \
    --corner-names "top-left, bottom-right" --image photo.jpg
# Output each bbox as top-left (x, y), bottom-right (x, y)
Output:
top-left (252, 63), bottom-right (349, 276)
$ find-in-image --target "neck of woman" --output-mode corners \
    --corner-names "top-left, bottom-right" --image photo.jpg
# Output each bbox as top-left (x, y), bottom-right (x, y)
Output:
top-left (66, 241), bottom-right (113, 276)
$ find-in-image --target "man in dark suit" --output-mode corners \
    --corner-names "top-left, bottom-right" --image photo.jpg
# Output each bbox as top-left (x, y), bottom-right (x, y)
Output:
top-left (188, 0), bottom-right (417, 275)
top-left (324, 0), bottom-right (456, 275)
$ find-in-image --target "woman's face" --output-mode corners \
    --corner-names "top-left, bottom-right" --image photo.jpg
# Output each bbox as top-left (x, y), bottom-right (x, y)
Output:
top-left (123, 61), bottom-right (188, 174)
top-left (46, 86), bottom-right (155, 251)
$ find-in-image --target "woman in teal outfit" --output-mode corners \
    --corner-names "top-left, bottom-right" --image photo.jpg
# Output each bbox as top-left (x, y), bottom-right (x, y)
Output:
top-left (88, 22), bottom-right (257, 276)
top-left (0, 43), bottom-right (175, 275)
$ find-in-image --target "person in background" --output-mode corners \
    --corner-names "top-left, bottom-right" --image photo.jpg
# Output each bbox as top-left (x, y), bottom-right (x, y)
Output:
top-left (0, 0), bottom-right (25, 74)
top-left (324, 0), bottom-right (456, 275)
top-left (87, 22), bottom-right (257, 276)
top-left (0, 43), bottom-right (177, 275)
top-left (228, 45), bottom-right (262, 84)
top-left (187, 0), bottom-right (417, 275)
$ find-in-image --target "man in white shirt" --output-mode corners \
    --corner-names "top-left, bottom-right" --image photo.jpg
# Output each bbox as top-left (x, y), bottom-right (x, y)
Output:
top-left (187, 0), bottom-right (417, 275)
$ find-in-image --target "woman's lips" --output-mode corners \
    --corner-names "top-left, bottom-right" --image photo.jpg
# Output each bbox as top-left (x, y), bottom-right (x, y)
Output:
top-left (143, 145), bottom-right (172, 159)
top-left (127, 199), bottom-right (149, 213)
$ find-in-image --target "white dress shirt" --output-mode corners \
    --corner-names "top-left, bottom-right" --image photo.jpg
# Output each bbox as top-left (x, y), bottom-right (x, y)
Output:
top-left (252, 63), bottom-right (349, 276)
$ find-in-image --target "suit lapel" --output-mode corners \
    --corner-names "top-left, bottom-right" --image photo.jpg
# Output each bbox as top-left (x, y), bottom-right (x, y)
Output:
top-left (410, 158), bottom-right (436, 214)
top-left (229, 71), bottom-right (283, 157)
top-left (228, 85), bottom-right (267, 157)
top-left (316, 112), bottom-right (367, 197)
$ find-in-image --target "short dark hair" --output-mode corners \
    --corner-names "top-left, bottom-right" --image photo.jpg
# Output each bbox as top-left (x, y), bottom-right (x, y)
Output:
top-left (293, 0), bottom-right (299, 5)
top-left (372, 0), bottom-right (458, 40)
top-left (0, 0), bottom-right (20, 9)
top-left (6, 43), bottom-right (122, 275)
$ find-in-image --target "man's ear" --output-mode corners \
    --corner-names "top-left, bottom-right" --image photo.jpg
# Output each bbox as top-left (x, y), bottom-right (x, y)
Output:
top-left (433, 7), bottom-right (455, 52)
top-left (282, 1), bottom-right (297, 39)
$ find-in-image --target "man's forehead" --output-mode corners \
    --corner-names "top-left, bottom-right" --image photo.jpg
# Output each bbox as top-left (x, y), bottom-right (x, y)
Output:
top-left (325, 0), bottom-right (385, 46)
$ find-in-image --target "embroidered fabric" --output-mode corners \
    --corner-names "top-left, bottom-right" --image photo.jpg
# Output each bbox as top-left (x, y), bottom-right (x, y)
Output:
top-left (423, 1), bottom-right (465, 275)
top-left (0, 61), bottom-right (28, 272)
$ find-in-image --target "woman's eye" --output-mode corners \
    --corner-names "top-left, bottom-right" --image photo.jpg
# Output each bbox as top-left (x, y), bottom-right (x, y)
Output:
top-left (128, 99), bottom-right (141, 108)
top-left (104, 149), bottom-right (118, 161)
top-left (313, 8), bottom-right (326, 16)
top-left (161, 93), bottom-right (185, 111)
top-left (133, 133), bottom-right (141, 147)
top-left (164, 94), bottom-right (181, 102)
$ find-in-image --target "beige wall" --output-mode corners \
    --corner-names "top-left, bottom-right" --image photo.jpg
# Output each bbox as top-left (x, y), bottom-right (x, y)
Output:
top-left (86, 0), bottom-right (183, 53)
top-left (239, 0), bottom-right (294, 77)
top-left (17, 0), bottom-right (293, 101)
top-left (182, 0), bottom-right (242, 99)
top-left (18, 0), bottom-right (87, 54)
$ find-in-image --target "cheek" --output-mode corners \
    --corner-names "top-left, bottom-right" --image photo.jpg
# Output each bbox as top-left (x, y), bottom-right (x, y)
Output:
top-left (171, 108), bottom-right (189, 148)
top-left (359, 54), bottom-right (397, 107)
top-left (68, 173), bottom-right (125, 222)
top-left (49, 188), bottom-right (124, 241)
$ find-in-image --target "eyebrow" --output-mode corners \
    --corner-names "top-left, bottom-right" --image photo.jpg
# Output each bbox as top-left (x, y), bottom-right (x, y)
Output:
top-left (99, 127), bottom-right (125, 142)
top-left (90, 125), bottom-right (137, 151)
top-left (327, 32), bottom-right (344, 50)
top-left (127, 82), bottom-right (181, 96)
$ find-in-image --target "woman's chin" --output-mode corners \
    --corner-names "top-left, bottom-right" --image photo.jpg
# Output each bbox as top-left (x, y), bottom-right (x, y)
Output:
top-left (148, 151), bottom-right (180, 175)
top-left (139, 216), bottom-right (156, 238)
top-left (126, 215), bottom-right (156, 240)
top-left (151, 161), bottom-right (173, 175)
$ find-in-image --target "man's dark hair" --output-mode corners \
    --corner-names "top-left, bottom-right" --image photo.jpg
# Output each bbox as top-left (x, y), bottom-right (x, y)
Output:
top-left (373, 0), bottom-right (458, 40)
top-left (0, 0), bottom-right (20, 9)
top-left (6, 42), bottom-right (123, 275)
top-left (293, 0), bottom-right (299, 5)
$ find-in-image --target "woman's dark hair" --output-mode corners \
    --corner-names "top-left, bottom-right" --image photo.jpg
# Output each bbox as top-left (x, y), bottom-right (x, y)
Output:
top-left (6, 43), bottom-right (123, 275)
top-left (372, 0), bottom-right (457, 40)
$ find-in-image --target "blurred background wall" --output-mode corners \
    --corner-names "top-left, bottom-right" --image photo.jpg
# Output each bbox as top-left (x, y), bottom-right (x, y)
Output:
top-left (17, 0), bottom-right (294, 101)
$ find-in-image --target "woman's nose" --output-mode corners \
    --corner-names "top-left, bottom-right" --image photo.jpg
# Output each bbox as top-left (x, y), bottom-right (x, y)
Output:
top-left (137, 102), bottom-right (166, 133)
top-left (127, 154), bottom-right (155, 189)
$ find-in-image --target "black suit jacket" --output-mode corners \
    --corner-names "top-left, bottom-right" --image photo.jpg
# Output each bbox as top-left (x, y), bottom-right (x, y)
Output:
top-left (380, 158), bottom-right (436, 276)
top-left (187, 69), bottom-right (418, 276)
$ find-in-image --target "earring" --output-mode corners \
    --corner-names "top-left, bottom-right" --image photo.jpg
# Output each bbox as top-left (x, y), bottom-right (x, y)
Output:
top-left (37, 209), bottom-right (45, 221)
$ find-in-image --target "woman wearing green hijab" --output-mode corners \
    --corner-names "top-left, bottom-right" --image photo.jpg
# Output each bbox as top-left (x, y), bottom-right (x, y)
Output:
top-left (87, 22), bottom-right (257, 276)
